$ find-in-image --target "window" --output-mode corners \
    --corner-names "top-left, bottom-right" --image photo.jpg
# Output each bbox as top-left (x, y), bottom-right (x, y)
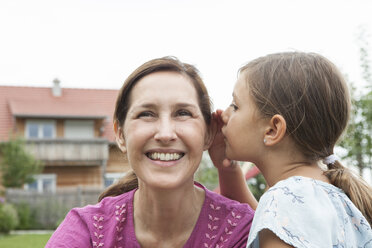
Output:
top-left (26, 120), bottom-right (56, 139)
top-left (64, 120), bottom-right (94, 139)
top-left (104, 173), bottom-right (126, 188)
top-left (24, 174), bottom-right (57, 193)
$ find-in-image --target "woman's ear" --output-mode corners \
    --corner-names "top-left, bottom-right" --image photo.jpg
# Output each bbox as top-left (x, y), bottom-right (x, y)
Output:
top-left (263, 114), bottom-right (287, 146)
top-left (114, 121), bottom-right (127, 153)
top-left (203, 124), bottom-right (215, 150)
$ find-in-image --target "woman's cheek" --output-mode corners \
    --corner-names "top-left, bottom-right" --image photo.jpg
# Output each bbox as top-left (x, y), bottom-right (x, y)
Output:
top-left (176, 122), bottom-right (206, 145)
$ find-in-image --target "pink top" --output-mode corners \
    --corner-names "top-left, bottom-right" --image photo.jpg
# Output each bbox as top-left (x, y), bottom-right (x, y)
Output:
top-left (46, 183), bottom-right (254, 248)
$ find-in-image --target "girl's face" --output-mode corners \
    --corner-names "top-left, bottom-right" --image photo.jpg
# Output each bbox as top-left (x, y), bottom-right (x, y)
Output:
top-left (118, 71), bottom-right (209, 190)
top-left (221, 74), bottom-right (265, 163)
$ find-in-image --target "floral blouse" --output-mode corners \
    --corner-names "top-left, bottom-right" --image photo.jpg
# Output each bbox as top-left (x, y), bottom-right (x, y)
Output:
top-left (45, 182), bottom-right (254, 248)
top-left (247, 176), bottom-right (372, 248)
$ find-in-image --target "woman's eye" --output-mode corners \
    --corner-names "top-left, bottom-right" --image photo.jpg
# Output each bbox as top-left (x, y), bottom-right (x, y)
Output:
top-left (230, 103), bottom-right (238, 111)
top-left (138, 111), bottom-right (155, 118)
top-left (176, 109), bottom-right (192, 117)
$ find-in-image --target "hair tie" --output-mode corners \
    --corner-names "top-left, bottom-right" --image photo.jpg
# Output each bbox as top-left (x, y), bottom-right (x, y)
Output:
top-left (322, 154), bottom-right (338, 165)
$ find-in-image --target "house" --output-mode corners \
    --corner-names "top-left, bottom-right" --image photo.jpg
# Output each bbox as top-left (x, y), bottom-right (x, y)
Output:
top-left (0, 80), bottom-right (130, 192)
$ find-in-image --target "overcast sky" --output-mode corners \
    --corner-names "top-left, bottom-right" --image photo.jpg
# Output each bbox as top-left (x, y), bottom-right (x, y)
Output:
top-left (0, 0), bottom-right (371, 109)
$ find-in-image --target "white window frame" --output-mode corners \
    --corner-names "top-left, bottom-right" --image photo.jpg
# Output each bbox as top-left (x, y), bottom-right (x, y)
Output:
top-left (25, 120), bottom-right (56, 139)
top-left (24, 174), bottom-right (57, 193)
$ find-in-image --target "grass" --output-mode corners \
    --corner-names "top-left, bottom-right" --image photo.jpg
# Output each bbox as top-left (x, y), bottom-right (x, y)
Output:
top-left (0, 233), bottom-right (52, 248)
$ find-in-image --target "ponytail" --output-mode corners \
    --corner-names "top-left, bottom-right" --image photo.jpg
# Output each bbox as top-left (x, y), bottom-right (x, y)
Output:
top-left (98, 171), bottom-right (138, 202)
top-left (324, 161), bottom-right (372, 226)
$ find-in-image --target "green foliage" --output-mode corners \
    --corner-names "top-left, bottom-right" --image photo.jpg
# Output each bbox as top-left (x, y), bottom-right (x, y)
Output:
top-left (195, 152), bottom-right (219, 190)
top-left (0, 201), bottom-right (19, 234)
top-left (339, 27), bottom-right (372, 173)
top-left (340, 89), bottom-right (372, 171)
top-left (247, 173), bottom-right (266, 201)
top-left (9, 199), bottom-right (68, 230)
top-left (31, 198), bottom-right (69, 230)
top-left (0, 138), bottom-right (43, 188)
top-left (14, 203), bottom-right (37, 230)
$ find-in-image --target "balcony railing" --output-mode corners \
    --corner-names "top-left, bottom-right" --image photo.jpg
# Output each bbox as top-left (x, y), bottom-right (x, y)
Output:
top-left (25, 138), bottom-right (109, 166)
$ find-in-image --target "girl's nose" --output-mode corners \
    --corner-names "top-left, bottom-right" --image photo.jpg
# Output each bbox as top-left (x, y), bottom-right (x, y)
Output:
top-left (154, 118), bottom-right (177, 143)
top-left (221, 108), bottom-right (229, 124)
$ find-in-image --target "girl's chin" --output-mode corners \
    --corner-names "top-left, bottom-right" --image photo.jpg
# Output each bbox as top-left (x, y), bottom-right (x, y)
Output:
top-left (225, 150), bottom-right (235, 160)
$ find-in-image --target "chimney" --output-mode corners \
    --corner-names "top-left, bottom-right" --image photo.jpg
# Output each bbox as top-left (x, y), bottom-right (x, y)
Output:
top-left (52, 78), bottom-right (61, 97)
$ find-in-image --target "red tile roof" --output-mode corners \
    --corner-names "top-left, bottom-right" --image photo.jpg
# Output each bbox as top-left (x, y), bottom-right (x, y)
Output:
top-left (0, 85), bottom-right (118, 142)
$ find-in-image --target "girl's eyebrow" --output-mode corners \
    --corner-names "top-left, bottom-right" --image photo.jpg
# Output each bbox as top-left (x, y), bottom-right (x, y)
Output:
top-left (232, 92), bottom-right (238, 101)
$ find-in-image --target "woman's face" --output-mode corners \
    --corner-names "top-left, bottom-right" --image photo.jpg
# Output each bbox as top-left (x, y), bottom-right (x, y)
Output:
top-left (118, 71), bottom-right (208, 189)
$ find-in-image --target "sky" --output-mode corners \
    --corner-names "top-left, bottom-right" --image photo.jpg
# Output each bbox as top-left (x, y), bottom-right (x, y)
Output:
top-left (0, 0), bottom-right (371, 109)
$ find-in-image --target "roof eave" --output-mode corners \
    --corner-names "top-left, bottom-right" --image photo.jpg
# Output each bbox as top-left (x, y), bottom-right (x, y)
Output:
top-left (13, 114), bottom-right (108, 119)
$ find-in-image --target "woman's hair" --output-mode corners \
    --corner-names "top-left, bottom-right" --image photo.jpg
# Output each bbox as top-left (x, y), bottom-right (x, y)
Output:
top-left (240, 51), bottom-right (372, 226)
top-left (99, 56), bottom-right (212, 202)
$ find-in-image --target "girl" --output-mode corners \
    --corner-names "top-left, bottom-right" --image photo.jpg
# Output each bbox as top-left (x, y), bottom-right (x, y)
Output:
top-left (209, 52), bottom-right (372, 247)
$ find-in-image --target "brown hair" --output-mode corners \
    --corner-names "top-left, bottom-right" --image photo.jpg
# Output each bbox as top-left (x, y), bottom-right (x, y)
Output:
top-left (240, 52), bottom-right (372, 226)
top-left (99, 56), bottom-right (212, 202)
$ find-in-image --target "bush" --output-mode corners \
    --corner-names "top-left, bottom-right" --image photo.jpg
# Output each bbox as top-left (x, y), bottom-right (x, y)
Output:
top-left (0, 201), bottom-right (19, 233)
top-left (14, 202), bottom-right (37, 230)
top-left (28, 198), bottom-right (69, 230)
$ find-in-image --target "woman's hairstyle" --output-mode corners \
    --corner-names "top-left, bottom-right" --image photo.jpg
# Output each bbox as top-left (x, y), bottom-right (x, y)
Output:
top-left (240, 51), bottom-right (372, 226)
top-left (99, 56), bottom-right (212, 202)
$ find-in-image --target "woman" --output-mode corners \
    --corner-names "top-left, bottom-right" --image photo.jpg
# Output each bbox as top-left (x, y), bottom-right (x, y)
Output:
top-left (45, 57), bottom-right (255, 247)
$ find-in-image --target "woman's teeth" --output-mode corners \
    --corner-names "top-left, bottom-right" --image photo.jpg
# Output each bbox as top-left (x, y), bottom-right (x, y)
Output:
top-left (147, 152), bottom-right (184, 161)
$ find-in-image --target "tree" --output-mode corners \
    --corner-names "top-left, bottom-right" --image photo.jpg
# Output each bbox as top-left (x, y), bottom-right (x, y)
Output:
top-left (0, 138), bottom-right (43, 188)
top-left (195, 152), bottom-right (219, 190)
top-left (339, 26), bottom-right (372, 173)
top-left (247, 173), bottom-right (266, 201)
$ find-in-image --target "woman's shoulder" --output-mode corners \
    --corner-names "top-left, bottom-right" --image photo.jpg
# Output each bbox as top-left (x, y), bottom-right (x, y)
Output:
top-left (46, 189), bottom-right (137, 248)
top-left (200, 183), bottom-right (255, 217)
top-left (188, 183), bottom-right (254, 248)
top-left (73, 189), bottom-right (135, 217)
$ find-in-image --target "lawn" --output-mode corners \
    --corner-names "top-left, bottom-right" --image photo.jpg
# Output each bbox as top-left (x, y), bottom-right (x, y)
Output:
top-left (0, 234), bottom-right (51, 248)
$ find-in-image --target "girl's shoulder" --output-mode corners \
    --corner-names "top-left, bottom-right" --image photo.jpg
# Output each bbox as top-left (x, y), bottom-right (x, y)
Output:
top-left (265, 176), bottom-right (343, 202)
top-left (247, 176), bottom-right (372, 248)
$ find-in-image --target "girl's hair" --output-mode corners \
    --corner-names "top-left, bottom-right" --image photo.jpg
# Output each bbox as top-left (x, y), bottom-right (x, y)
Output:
top-left (240, 52), bottom-right (372, 226)
top-left (98, 56), bottom-right (212, 202)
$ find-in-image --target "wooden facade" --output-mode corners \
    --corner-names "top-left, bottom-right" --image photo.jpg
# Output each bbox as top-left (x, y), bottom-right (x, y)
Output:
top-left (0, 85), bottom-right (130, 191)
top-left (20, 117), bottom-right (131, 189)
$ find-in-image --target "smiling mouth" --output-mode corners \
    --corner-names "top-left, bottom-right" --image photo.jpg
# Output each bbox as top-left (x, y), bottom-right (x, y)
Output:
top-left (146, 152), bottom-right (185, 161)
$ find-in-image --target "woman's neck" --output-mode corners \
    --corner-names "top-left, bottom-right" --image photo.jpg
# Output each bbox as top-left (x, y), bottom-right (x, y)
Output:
top-left (133, 181), bottom-right (205, 247)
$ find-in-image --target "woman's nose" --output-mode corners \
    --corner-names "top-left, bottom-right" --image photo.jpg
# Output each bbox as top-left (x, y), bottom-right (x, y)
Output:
top-left (154, 118), bottom-right (177, 143)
